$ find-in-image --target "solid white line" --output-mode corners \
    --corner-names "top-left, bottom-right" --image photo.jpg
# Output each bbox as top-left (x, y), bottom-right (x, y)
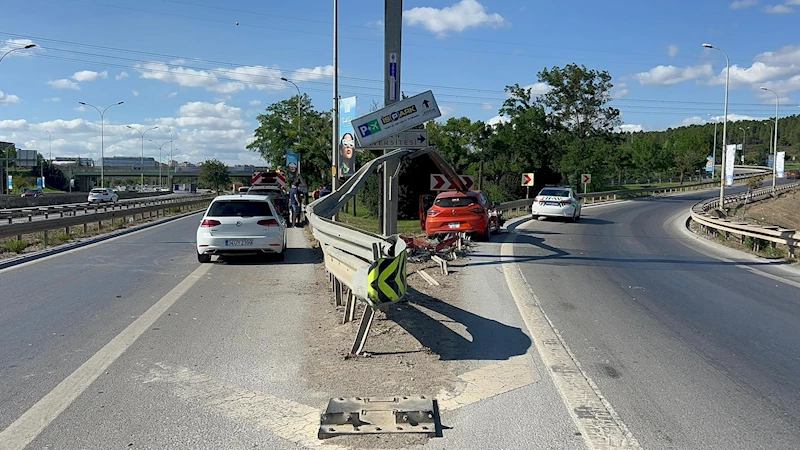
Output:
top-left (0, 263), bottom-right (211, 450)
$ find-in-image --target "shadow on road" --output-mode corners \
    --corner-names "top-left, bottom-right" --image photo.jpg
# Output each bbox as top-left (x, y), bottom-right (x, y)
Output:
top-left (384, 288), bottom-right (532, 361)
top-left (213, 247), bottom-right (321, 265)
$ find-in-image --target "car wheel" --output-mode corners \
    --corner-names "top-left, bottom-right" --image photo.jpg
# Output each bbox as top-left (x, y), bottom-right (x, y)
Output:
top-left (478, 225), bottom-right (491, 242)
top-left (197, 252), bottom-right (211, 263)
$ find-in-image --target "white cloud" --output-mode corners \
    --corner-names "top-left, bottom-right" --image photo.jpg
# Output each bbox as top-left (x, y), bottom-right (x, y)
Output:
top-left (249, 100), bottom-right (262, 106)
top-left (710, 62), bottom-right (798, 88)
top-left (115, 71), bottom-right (129, 80)
top-left (755, 44), bottom-right (800, 66)
top-left (522, 82), bottom-right (553, 96)
top-left (618, 124), bottom-right (644, 133)
top-left (486, 115), bottom-right (510, 127)
top-left (437, 105), bottom-right (456, 121)
top-left (681, 116), bottom-right (706, 126)
top-left (668, 44), bottom-right (679, 58)
top-left (179, 101), bottom-right (241, 119)
top-left (404, 0), bottom-right (506, 36)
top-left (71, 70), bottom-right (108, 82)
top-left (763, 4), bottom-right (793, 13)
top-left (481, 103), bottom-right (493, 110)
top-left (709, 114), bottom-right (768, 122)
top-left (760, 74), bottom-right (800, 94)
top-left (635, 64), bottom-right (713, 86)
top-left (132, 90), bottom-right (140, 97)
top-left (45, 97), bottom-right (61, 103)
top-left (47, 79), bottom-right (80, 90)
top-left (291, 65), bottom-right (335, 82)
top-left (730, 0), bottom-right (758, 8)
top-left (612, 82), bottom-right (630, 99)
top-left (74, 105), bottom-right (87, 112)
top-left (168, 92), bottom-right (178, 98)
top-left (0, 90), bottom-right (21, 105)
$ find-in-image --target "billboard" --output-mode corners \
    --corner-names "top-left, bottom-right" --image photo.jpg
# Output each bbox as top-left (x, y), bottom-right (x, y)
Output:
top-left (16, 149), bottom-right (38, 168)
top-left (724, 144), bottom-right (736, 186)
top-left (338, 96), bottom-right (357, 177)
top-left (776, 151), bottom-right (785, 178)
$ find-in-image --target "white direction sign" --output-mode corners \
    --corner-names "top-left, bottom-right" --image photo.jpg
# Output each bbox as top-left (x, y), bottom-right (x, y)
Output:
top-left (360, 130), bottom-right (429, 150)
top-left (351, 90), bottom-right (441, 147)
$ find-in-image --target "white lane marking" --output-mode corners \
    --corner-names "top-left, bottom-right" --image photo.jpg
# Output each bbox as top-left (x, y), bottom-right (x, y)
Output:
top-left (0, 263), bottom-right (211, 450)
top-left (670, 209), bottom-right (800, 290)
top-left (0, 211), bottom-right (203, 274)
top-left (501, 231), bottom-right (641, 449)
top-left (436, 355), bottom-right (537, 411)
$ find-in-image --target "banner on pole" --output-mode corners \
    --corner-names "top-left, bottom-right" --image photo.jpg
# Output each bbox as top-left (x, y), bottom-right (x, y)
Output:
top-left (725, 144), bottom-right (736, 186)
top-left (776, 151), bottom-right (785, 178)
top-left (705, 156), bottom-right (714, 173)
top-left (286, 151), bottom-right (299, 180)
top-left (339, 96), bottom-right (357, 178)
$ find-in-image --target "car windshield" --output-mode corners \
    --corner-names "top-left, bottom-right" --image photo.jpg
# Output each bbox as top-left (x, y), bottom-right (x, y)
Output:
top-left (539, 189), bottom-right (570, 197)
top-left (208, 200), bottom-right (272, 217)
top-left (90, 189), bottom-right (106, 194)
top-left (435, 196), bottom-right (478, 208)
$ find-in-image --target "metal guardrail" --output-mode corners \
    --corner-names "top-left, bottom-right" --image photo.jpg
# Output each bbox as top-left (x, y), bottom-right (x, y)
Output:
top-left (0, 195), bottom-right (213, 242)
top-left (689, 182), bottom-right (800, 258)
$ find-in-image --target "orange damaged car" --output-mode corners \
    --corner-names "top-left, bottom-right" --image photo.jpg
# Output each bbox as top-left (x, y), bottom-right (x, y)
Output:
top-left (422, 190), bottom-right (502, 241)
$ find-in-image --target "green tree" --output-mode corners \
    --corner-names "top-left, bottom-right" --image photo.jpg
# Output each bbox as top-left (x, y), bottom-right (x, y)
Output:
top-left (666, 129), bottom-right (708, 183)
top-left (199, 159), bottom-right (230, 193)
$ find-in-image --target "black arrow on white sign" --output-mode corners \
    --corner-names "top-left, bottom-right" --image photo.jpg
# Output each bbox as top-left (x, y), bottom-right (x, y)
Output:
top-left (422, 99), bottom-right (430, 108)
top-left (417, 134), bottom-right (426, 144)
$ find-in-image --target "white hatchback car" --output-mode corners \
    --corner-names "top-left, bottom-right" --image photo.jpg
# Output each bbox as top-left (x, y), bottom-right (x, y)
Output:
top-left (531, 187), bottom-right (582, 221)
top-left (196, 195), bottom-right (286, 263)
top-left (88, 188), bottom-right (119, 203)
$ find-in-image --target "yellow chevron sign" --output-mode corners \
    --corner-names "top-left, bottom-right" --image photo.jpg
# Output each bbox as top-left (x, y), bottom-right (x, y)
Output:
top-left (366, 250), bottom-right (408, 305)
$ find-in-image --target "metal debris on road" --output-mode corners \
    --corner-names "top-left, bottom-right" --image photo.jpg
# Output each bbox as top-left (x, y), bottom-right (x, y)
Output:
top-left (318, 396), bottom-right (438, 439)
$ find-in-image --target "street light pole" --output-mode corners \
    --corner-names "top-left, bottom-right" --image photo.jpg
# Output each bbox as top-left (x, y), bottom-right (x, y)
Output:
top-left (738, 127), bottom-right (749, 164)
top-left (703, 44), bottom-right (730, 209)
top-left (44, 130), bottom-right (53, 189)
top-left (79, 101), bottom-right (124, 188)
top-left (707, 114), bottom-right (717, 179)
top-left (280, 77), bottom-right (302, 138)
top-left (127, 125), bottom-right (158, 189)
top-left (167, 127), bottom-right (174, 189)
top-left (761, 87), bottom-right (779, 190)
top-left (149, 139), bottom-right (172, 188)
top-left (0, 44), bottom-right (36, 64)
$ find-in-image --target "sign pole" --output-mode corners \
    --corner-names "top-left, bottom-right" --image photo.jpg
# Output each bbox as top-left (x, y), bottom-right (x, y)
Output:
top-left (526, 186), bottom-right (530, 199)
top-left (584, 182), bottom-right (587, 194)
top-left (382, 0), bottom-right (402, 236)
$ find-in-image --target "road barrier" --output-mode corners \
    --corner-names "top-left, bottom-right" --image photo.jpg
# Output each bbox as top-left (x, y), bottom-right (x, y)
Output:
top-left (689, 182), bottom-right (800, 258)
top-left (0, 195), bottom-right (214, 244)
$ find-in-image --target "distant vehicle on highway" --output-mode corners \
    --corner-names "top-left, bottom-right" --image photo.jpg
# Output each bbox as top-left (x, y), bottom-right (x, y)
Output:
top-left (87, 188), bottom-right (119, 203)
top-left (196, 195), bottom-right (286, 263)
top-left (20, 188), bottom-right (45, 198)
top-left (787, 169), bottom-right (799, 180)
top-left (531, 187), bottom-right (581, 221)
top-left (422, 190), bottom-right (501, 241)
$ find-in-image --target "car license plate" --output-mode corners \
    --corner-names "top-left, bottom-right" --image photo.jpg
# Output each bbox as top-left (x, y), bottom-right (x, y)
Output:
top-left (545, 202), bottom-right (560, 206)
top-left (448, 223), bottom-right (460, 229)
top-left (225, 239), bottom-right (253, 246)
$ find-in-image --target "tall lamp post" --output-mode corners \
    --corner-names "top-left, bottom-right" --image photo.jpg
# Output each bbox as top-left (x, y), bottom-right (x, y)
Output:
top-left (166, 127), bottom-right (175, 189)
top-left (702, 43), bottom-right (730, 208)
top-left (149, 139), bottom-right (172, 187)
top-left (707, 114), bottom-right (718, 179)
top-left (79, 101), bottom-right (124, 188)
top-left (127, 125), bottom-right (158, 189)
top-left (761, 87), bottom-right (779, 190)
top-left (0, 44), bottom-right (36, 64)
top-left (44, 130), bottom-right (53, 189)
top-left (738, 126), bottom-right (750, 164)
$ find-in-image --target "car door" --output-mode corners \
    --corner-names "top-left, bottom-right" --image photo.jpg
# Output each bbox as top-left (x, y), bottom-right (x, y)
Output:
top-left (419, 194), bottom-right (435, 230)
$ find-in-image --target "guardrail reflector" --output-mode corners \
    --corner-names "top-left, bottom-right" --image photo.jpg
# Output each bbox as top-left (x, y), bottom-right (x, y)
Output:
top-left (366, 249), bottom-right (408, 305)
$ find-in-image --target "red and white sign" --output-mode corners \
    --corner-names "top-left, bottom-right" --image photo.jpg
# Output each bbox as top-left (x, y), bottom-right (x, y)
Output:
top-left (430, 174), bottom-right (475, 191)
top-left (581, 173), bottom-right (591, 184)
top-left (521, 173), bottom-right (534, 187)
top-left (252, 171), bottom-right (287, 188)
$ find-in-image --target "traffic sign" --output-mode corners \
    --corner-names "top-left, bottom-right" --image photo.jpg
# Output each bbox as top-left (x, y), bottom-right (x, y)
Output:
top-left (521, 173), bottom-right (534, 186)
top-left (581, 174), bottom-right (591, 184)
top-left (430, 174), bottom-right (475, 191)
top-left (360, 130), bottom-right (429, 150)
top-left (351, 90), bottom-right (441, 147)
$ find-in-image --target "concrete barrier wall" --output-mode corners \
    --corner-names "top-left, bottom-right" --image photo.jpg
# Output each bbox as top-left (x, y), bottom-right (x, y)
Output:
top-left (0, 191), bottom-right (169, 209)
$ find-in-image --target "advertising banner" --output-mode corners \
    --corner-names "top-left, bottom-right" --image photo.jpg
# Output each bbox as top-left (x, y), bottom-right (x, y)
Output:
top-left (286, 151), bottom-right (299, 180)
top-left (338, 96), bottom-right (357, 177)
top-left (725, 144), bottom-right (736, 186)
top-left (705, 156), bottom-right (714, 173)
top-left (767, 153), bottom-right (774, 168)
top-left (776, 151), bottom-right (785, 178)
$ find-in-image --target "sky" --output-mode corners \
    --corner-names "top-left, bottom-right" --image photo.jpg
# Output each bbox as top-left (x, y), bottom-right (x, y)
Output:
top-left (1, 0), bottom-right (799, 166)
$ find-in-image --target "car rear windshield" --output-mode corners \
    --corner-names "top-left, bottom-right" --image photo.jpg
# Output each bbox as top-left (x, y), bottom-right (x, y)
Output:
top-left (90, 189), bottom-right (107, 194)
top-left (208, 200), bottom-right (272, 217)
top-left (434, 196), bottom-right (478, 208)
top-left (539, 189), bottom-right (570, 197)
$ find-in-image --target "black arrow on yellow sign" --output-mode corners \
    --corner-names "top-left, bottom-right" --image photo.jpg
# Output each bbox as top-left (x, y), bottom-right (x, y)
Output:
top-left (367, 250), bottom-right (408, 305)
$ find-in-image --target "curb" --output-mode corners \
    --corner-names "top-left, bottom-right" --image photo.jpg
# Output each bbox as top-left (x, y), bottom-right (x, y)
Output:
top-left (0, 209), bottom-right (204, 271)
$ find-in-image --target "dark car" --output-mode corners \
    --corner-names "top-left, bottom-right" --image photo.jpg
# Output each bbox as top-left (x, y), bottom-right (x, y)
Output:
top-left (786, 169), bottom-right (799, 180)
top-left (21, 188), bottom-right (45, 198)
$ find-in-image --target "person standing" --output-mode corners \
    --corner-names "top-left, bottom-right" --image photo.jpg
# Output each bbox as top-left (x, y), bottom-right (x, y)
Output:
top-left (289, 181), bottom-right (301, 227)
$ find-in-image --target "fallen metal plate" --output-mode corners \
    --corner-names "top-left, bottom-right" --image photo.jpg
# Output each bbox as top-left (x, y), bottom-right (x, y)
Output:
top-left (318, 396), bottom-right (438, 439)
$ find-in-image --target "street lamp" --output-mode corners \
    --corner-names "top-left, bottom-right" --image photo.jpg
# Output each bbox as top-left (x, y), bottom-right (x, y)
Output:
top-left (43, 130), bottom-right (53, 189)
top-left (280, 77), bottom-right (302, 138)
top-left (79, 101), bottom-right (124, 187)
top-left (149, 139), bottom-right (172, 187)
top-left (127, 125), bottom-right (158, 189)
top-left (0, 44), bottom-right (36, 64)
top-left (707, 114), bottom-right (718, 179)
top-left (166, 127), bottom-right (175, 189)
top-left (761, 87), bottom-right (779, 190)
top-left (703, 43), bottom-right (730, 208)
top-left (738, 126), bottom-right (750, 164)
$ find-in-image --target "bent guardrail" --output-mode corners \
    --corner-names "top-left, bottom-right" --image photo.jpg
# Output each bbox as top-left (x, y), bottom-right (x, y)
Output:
top-left (689, 182), bottom-right (800, 259)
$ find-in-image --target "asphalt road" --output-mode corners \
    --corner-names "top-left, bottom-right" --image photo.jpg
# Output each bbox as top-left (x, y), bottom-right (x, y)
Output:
top-left (510, 186), bottom-right (800, 449)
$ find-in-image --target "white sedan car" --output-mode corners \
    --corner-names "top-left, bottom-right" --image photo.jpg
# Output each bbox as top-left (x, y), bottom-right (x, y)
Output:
top-left (196, 195), bottom-right (286, 263)
top-left (531, 187), bottom-right (582, 222)
top-left (87, 188), bottom-right (119, 203)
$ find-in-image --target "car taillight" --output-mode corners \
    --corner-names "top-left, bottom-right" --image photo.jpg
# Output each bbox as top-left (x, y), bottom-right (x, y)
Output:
top-left (469, 207), bottom-right (484, 214)
top-left (200, 219), bottom-right (221, 227)
top-left (560, 200), bottom-right (572, 206)
top-left (427, 209), bottom-right (441, 217)
top-left (257, 219), bottom-right (280, 226)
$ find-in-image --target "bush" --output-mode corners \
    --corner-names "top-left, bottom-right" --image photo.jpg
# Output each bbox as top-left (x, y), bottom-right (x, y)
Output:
top-left (3, 240), bottom-right (29, 254)
top-left (52, 232), bottom-right (71, 244)
top-left (115, 219), bottom-right (125, 229)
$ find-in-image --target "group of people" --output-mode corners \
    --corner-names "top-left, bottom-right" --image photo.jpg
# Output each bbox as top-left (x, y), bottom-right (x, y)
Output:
top-left (285, 182), bottom-right (332, 227)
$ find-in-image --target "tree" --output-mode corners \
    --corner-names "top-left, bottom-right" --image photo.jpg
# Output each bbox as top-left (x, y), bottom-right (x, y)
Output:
top-left (199, 159), bottom-right (230, 193)
top-left (666, 129), bottom-right (708, 184)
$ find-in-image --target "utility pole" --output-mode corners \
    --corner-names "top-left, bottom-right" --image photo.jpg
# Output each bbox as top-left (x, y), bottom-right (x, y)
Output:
top-left (331, 0), bottom-right (340, 199)
top-left (381, 0), bottom-right (402, 236)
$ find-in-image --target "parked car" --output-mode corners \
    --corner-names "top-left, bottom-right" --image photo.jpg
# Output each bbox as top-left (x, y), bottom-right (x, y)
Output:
top-left (196, 195), bottom-right (286, 263)
top-left (87, 188), bottom-right (119, 203)
top-left (247, 185), bottom-right (290, 221)
top-left (786, 169), bottom-right (799, 180)
top-left (421, 190), bottom-right (501, 241)
top-left (531, 187), bottom-right (581, 221)
top-left (21, 188), bottom-right (45, 198)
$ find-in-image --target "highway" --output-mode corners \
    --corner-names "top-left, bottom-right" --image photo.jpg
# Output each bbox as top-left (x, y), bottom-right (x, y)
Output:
top-left (507, 185), bottom-right (800, 449)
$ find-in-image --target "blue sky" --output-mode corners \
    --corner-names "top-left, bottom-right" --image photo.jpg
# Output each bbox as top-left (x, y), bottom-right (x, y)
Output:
top-left (1, 0), bottom-right (799, 165)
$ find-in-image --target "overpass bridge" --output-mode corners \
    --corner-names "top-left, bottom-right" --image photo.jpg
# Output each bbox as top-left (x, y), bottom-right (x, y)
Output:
top-left (59, 166), bottom-right (261, 190)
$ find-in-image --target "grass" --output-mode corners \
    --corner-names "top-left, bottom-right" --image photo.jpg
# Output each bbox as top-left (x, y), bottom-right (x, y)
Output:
top-left (3, 240), bottom-right (29, 254)
top-left (335, 201), bottom-right (422, 235)
top-left (592, 179), bottom-right (716, 193)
